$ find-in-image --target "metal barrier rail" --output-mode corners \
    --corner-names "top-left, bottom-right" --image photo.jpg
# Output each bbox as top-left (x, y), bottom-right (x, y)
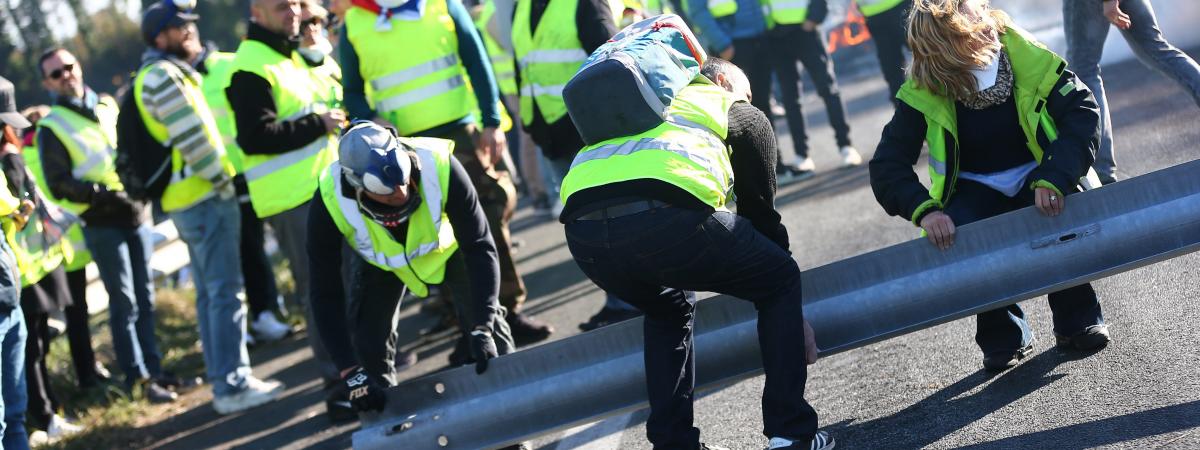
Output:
top-left (354, 159), bottom-right (1200, 449)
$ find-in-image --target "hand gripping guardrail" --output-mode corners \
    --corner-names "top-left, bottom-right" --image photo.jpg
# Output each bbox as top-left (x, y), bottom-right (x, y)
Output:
top-left (354, 159), bottom-right (1200, 450)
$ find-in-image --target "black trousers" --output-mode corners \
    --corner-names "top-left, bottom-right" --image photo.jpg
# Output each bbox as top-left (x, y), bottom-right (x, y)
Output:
top-left (346, 252), bottom-right (515, 386)
top-left (64, 269), bottom-right (101, 387)
top-left (238, 191), bottom-right (280, 318)
top-left (864, 0), bottom-right (912, 103)
top-left (729, 35), bottom-right (778, 125)
top-left (769, 24), bottom-right (853, 158)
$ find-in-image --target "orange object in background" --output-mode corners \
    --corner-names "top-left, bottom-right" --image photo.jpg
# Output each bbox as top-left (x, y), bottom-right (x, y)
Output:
top-left (828, 2), bottom-right (872, 54)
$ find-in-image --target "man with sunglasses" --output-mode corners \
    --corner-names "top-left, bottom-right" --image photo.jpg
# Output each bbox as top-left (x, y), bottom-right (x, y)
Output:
top-left (306, 122), bottom-right (517, 424)
top-left (33, 47), bottom-right (180, 404)
top-left (134, 0), bottom-right (284, 414)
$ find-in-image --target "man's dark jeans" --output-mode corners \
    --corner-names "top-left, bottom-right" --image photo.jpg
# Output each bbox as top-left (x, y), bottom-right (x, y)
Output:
top-left (565, 205), bottom-right (818, 448)
top-left (944, 180), bottom-right (1105, 357)
top-left (863, 0), bottom-right (912, 103)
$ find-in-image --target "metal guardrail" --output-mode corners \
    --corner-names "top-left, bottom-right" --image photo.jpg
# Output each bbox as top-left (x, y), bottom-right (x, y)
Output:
top-left (353, 159), bottom-right (1200, 449)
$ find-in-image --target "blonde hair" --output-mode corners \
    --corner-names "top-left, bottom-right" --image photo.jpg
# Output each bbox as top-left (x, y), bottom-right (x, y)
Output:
top-left (906, 0), bottom-right (1013, 99)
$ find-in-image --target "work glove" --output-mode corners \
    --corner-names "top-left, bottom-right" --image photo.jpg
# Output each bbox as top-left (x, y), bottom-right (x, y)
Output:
top-left (469, 326), bottom-right (500, 374)
top-left (341, 366), bottom-right (387, 413)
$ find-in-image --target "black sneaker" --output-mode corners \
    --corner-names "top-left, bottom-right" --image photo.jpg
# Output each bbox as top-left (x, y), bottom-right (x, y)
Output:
top-left (507, 312), bottom-right (554, 346)
top-left (767, 431), bottom-right (835, 449)
top-left (983, 343), bottom-right (1035, 372)
top-left (143, 381), bottom-right (178, 404)
top-left (578, 307), bottom-right (642, 331)
top-left (1055, 324), bottom-right (1111, 351)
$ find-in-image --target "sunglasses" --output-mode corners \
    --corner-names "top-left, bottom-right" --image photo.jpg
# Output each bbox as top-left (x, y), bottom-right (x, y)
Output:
top-left (47, 63), bottom-right (75, 81)
top-left (302, 17), bottom-right (326, 28)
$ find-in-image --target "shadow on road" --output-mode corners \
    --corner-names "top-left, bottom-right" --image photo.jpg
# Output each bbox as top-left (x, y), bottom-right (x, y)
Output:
top-left (957, 399), bottom-right (1200, 449)
top-left (827, 346), bottom-right (1108, 448)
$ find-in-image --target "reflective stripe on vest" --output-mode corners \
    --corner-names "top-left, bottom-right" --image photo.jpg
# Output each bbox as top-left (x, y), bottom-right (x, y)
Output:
top-left (22, 146), bottom-right (92, 270)
top-left (858, 0), bottom-right (905, 17)
top-left (708, 0), bottom-right (737, 17)
top-left (560, 84), bottom-right (735, 208)
top-left (345, 2), bottom-right (472, 135)
top-left (896, 26), bottom-right (1066, 207)
top-left (765, 0), bottom-right (809, 25)
top-left (318, 138), bottom-right (459, 296)
top-left (476, 0), bottom-right (519, 96)
top-left (231, 39), bottom-right (339, 218)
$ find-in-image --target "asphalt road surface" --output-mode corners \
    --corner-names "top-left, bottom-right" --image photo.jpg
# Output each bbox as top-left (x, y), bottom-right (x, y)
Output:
top-left (146, 48), bottom-right (1200, 450)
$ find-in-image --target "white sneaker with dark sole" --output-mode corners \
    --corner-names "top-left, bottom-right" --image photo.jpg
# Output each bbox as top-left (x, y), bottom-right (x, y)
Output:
top-left (213, 376), bottom-right (285, 415)
top-left (839, 146), bottom-right (862, 168)
top-left (767, 430), bottom-right (836, 450)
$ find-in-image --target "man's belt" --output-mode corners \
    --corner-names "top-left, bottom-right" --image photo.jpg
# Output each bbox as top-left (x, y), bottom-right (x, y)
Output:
top-left (573, 200), bottom-right (670, 221)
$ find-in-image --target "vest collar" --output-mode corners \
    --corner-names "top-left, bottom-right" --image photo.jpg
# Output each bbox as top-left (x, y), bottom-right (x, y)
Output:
top-left (52, 88), bottom-right (99, 123)
top-left (246, 21), bottom-right (299, 58)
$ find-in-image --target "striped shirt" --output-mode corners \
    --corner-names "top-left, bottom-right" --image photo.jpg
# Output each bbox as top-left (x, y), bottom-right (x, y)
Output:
top-left (138, 58), bottom-right (232, 192)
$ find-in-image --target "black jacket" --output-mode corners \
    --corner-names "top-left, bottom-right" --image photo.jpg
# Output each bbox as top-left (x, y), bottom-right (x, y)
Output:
top-left (307, 156), bottom-right (500, 371)
top-left (38, 96), bottom-right (148, 228)
top-left (226, 22), bottom-right (329, 156)
top-left (868, 68), bottom-right (1099, 224)
top-left (513, 0), bottom-right (619, 159)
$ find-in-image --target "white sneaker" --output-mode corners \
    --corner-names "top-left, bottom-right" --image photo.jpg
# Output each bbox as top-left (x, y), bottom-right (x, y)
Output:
top-left (47, 414), bottom-right (84, 440)
top-left (839, 146), bottom-right (862, 168)
top-left (793, 156), bottom-right (816, 173)
top-left (251, 311), bottom-right (291, 342)
top-left (551, 198), bottom-right (564, 220)
top-left (29, 430), bottom-right (49, 446)
top-left (213, 376), bottom-right (285, 415)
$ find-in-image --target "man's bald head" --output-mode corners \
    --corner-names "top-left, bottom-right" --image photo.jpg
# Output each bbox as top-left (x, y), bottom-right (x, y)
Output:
top-left (252, 0), bottom-right (301, 37)
top-left (700, 57), bottom-right (752, 103)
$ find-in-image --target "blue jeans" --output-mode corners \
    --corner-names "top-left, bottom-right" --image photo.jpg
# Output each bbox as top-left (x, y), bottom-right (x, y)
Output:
top-left (1063, 0), bottom-right (1200, 182)
top-left (944, 180), bottom-right (1105, 357)
top-left (83, 224), bottom-right (162, 386)
top-left (0, 240), bottom-right (27, 450)
top-left (565, 206), bottom-right (818, 447)
top-left (169, 197), bottom-right (251, 397)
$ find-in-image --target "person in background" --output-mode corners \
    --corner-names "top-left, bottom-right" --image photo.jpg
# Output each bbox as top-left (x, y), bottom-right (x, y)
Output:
top-left (19, 106), bottom-right (111, 390)
top-left (763, 0), bottom-right (862, 180)
top-left (869, 0), bottom-right (1109, 372)
top-left (1062, 0), bottom-right (1200, 184)
top-left (340, 0), bottom-right (553, 352)
top-left (36, 46), bottom-right (180, 404)
top-left (227, 0), bottom-right (345, 418)
top-left (858, 0), bottom-right (913, 105)
top-left (0, 112), bottom-right (84, 445)
top-left (0, 74), bottom-right (34, 450)
top-left (197, 44), bottom-right (294, 346)
top-left (136, 0), bottom-right (284, 413)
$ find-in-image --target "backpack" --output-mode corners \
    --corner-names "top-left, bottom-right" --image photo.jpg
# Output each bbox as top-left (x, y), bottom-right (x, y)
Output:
top-left (563, 14), bottom-right (707, 146)
top-left (115, 75), bottom-right (173, 202)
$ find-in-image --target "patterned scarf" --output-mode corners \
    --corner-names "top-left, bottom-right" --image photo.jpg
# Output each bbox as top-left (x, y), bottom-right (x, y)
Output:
top-left (960, 52), bottom-right (1014, 110)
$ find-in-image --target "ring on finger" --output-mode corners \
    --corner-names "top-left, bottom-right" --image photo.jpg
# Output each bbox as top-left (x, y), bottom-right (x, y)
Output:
top-left (1049, 195), bottom-right (1058, 201)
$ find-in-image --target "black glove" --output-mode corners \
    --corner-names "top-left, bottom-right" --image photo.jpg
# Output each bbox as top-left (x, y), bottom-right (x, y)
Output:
top-left (469, 326), bottom-right (500, 374)
top-left (341, 366), bottom-right (387, 412)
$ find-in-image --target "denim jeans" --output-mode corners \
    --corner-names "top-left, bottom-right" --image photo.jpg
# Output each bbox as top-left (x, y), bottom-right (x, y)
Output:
top-left (1063, 0), bottom-right (1200, 183)
top-left (944, 180), bottom-right (1105, 357)
top-left (0, 303), bottom-right (29, 450)
top-left (565, 206), bottom-right (818, 448)
top-left (83, 224), bottom-right (162, 385)
top-left (169, 197), bottom-right (251, 397)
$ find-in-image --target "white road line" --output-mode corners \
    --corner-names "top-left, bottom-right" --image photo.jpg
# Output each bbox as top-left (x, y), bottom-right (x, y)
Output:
top-left (554, 413), bottom-right (635, 450)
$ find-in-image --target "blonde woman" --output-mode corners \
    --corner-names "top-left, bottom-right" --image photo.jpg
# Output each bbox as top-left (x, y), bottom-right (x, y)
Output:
top-left (868, 0), bottom-right (1110, 371)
